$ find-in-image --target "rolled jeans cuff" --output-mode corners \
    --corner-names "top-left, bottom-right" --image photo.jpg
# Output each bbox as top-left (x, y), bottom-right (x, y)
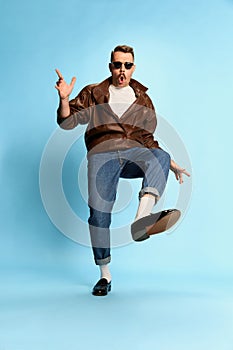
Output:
top-left (139, 186), bottom-right (160, 200)
top-left (95, 256), bottom-right (111, 266)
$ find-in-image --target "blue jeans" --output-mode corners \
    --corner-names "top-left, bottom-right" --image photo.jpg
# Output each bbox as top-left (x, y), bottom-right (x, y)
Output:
top-left (87, 147), bottom-right (171, 265)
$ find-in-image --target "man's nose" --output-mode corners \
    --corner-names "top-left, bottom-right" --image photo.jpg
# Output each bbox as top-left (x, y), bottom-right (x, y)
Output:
top-left (120, 64), bottom-right (125, 72)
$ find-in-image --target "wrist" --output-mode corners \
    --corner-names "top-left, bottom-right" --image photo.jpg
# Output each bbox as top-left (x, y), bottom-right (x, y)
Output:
top-left (170, 159), bottom-right (176, 170)
top-left (60, 96), bottom-right (69, 102)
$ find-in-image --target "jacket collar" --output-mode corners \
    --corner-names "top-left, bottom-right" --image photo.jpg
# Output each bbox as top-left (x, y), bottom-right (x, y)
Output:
top-left (92, 77), bottom-right (148, 104)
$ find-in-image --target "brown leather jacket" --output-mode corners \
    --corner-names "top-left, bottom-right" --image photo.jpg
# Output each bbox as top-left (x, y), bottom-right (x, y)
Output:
top-left (57, 77), bottom-right (160, 154)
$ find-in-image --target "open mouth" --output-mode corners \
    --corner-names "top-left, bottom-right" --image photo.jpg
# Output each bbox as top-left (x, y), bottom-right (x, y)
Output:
top-left (118, 74), bottom-right (125, 85)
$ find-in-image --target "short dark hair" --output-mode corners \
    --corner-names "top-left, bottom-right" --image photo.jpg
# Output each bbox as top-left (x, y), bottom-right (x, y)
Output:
top-left (110, 45), bottom-right (134, 62)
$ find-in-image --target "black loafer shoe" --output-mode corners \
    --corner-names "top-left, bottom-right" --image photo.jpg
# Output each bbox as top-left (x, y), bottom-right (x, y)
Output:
top-left (92, 278), bottom-right (112, 296)
top-left (131, 209), bottom-right (181, 242)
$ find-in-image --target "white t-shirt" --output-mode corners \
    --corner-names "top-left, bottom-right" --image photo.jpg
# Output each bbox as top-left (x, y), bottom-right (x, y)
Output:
top-left (109, 84), bottom-right (136, 118)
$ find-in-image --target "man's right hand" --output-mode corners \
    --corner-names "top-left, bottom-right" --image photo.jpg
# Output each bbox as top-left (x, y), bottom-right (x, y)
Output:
top-left (55, 69), bottom-right (76, 100)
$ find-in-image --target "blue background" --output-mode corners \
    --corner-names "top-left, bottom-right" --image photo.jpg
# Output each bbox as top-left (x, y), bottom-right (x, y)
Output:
top-left (0, 0), bottom-right (232, 349)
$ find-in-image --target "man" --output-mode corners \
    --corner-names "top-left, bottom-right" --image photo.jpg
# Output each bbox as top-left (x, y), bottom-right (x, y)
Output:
top-left (55, 45), bottom-right (190, 296)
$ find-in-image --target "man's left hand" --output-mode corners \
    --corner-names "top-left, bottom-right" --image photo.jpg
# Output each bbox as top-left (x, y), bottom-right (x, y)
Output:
top-left (170, 160), bottom-right (191, 184)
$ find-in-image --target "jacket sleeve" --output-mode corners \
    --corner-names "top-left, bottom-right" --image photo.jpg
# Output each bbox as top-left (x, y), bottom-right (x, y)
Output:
top-left (142, 94), bottom-right (160, 149)
top-left (57, 86), bottom-right (93, 130)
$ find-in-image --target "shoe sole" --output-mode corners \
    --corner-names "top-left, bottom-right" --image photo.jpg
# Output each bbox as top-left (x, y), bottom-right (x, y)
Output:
top-left (147, 210), bottom-right (181, 235)
top-left (131, 209), bottom-right (181, 242)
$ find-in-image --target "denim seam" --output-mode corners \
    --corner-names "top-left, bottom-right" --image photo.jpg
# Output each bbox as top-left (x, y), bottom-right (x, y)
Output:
top-left (139, 186), bottom-right (160, 199)
top-left (95, 256), bottom-right (111, 265)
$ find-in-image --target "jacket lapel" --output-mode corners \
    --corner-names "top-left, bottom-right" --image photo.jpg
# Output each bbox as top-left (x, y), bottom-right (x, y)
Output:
top-left (92, 77), bottom-right (148, 106)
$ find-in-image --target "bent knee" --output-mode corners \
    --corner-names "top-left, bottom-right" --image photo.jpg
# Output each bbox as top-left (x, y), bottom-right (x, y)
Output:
top-left (151, 148), bottom-right (171, 164)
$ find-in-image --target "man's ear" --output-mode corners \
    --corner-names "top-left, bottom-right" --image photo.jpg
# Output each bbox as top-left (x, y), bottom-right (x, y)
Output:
top-left (108, 63), bottom-right (113, 73)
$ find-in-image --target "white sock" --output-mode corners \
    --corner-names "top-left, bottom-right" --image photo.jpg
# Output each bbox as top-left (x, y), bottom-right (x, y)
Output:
top-left (99, 264), bottom-right (111, 283)
top-left (134, 194), bottom-right (156, 221)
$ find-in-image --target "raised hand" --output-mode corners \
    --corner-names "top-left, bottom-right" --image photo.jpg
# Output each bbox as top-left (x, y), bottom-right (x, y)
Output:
top-left (55, 69), bottom-right (76, 100)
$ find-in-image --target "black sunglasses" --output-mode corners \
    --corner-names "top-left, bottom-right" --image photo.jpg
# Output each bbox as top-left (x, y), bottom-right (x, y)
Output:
top-left (111, 61), bottom-right (134, 70)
